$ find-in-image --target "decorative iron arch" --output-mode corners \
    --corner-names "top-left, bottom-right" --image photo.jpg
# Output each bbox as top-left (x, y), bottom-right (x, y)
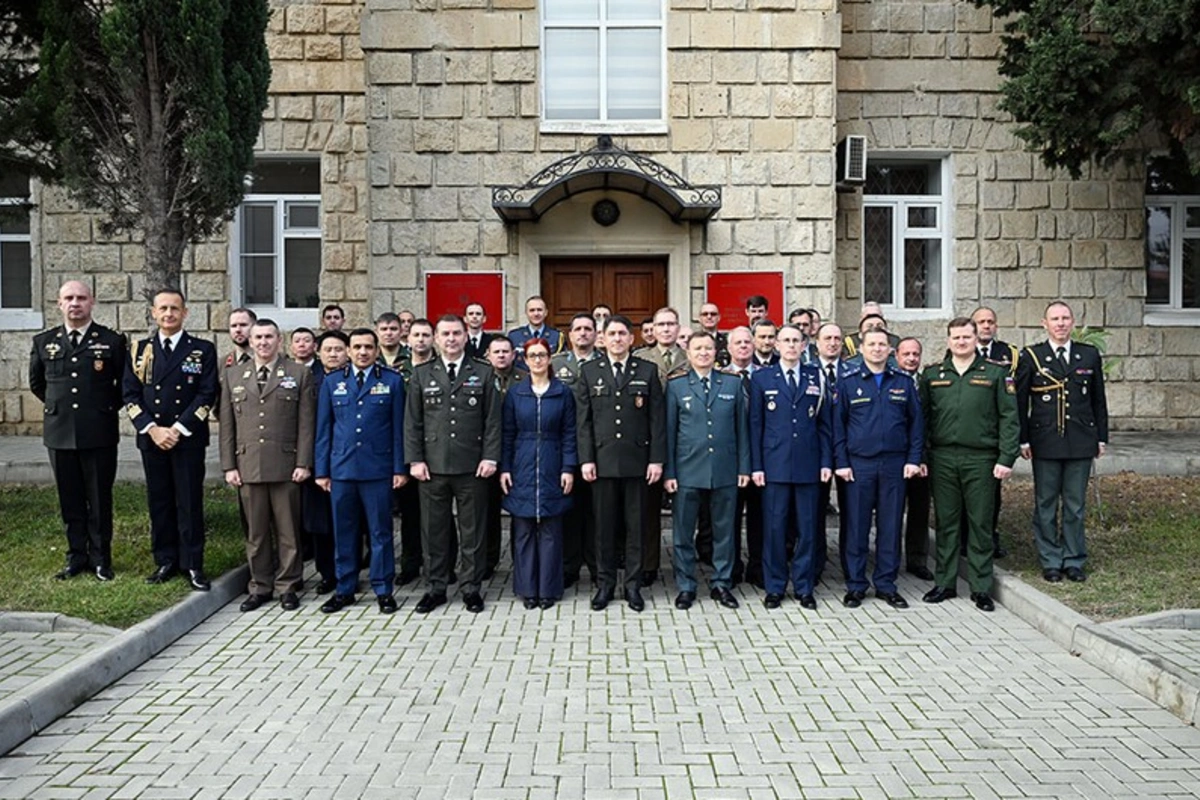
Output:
top-left (491, 136), bottom-right (722, 224)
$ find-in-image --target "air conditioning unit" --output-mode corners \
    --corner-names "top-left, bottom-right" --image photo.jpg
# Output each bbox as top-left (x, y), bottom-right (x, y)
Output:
top-left (836, 135), bottom-right (868, 188)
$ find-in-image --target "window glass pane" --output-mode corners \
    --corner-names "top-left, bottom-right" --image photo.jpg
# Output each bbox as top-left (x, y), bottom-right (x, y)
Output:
top-left (1186, 206), bottom-right (1200, 229)
top-left (1145, 206), bottom-right (1172, 305)
top-left (284, 239), bottom-right (321, 308)
top-left (607, 29), bottom-right (661, 120)
top-left (286, 202), bottom-right (320, 229)
top-left (544, 0), bottom-right (599, 21)
top-left (1146, 156), bottom-right (1200, 195)
top-left (866, 162), bottom-right (939, 195)
top-left (862, 206), bottom-right (894, 305)
top-left (249, 160), bottom-right (320, 194)
top-left (0, 171), bottom-right (29, 197)
top-left (608, 0), bottom-right (661, 21)
top-left (242, 255), bottom-right (275, 305)
top-left (907, 206), bottom-right (937, 229)
top-left (0, 241), bottom-right (31, 308)
top-left (544, 30), bottom-right (600, 120)
top-left (241, 205), bottom-right (275, 255)
top-left (904, 238), bottom-right (942, 309)
top-left (1183, 238), bottom-right (1200, 309)
top-left (0, 206), bottom-right (29, 235)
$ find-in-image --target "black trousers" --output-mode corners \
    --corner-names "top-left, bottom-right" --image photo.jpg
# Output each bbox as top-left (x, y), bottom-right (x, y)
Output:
top-left (141, 445), bottom-right (207, 571)
top-left (49, 446), bottom-right (118, 570)
top-left (734, 484), bottom-right (762, 583)
top-left (562, 471), bottom-right (596, 580)
top-left (593, 476), bottom-right (645, 593)
top-left (396, 480), bottom-right (423, 576)
top-left (904, 473), bottom-right (931, 567)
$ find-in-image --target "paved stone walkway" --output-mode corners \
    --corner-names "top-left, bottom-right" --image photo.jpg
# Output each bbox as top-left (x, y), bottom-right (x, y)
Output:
top-left (0, 631), bottom-right (114, 703)
top-left (2, 562), bottom-right (1199, 800)
top-left (1113, 628), bottom-right (1200, 683)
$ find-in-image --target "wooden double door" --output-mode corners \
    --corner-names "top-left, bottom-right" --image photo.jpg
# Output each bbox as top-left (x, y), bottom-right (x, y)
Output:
top-left (540, 257), bottom-right (667, 332)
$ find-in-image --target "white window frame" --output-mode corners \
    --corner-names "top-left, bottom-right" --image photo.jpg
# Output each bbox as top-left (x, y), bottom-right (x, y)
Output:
top-left (230, 191), bottom-right (322, 332)
top-left (861, 156), bottom-right (953, 321)
top-left (1143, 194), bottom-right (1200, 325)
top-left (539, 0), bottom-right (668, 135)
top-left (0, 185), bottom-right (42, 330)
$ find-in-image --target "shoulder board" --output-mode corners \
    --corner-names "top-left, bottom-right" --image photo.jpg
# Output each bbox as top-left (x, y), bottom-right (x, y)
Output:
top-left (668, 372), bottom-right (689, 381)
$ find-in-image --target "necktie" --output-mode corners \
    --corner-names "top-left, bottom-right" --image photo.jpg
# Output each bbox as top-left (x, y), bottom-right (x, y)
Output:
top-left (69, 330), bottom-right (81, 349)
top-left (664, 349), bottom-right (674, 370)
top-left (614, 361), bottom-right (624, 382)
top-left (826, 363), bottom-right (835, 386)
top-left (162, 337), bottom-right (173, 358)
top-left (738, 368), bottom-right (748, 379)
top-left (1056, 346), bottom-right (1068, 371)
top-left (471, 337), bottom-right (478, 351)
top-left (787, 370), bottom-right (797, 391)
top-left (979, 344), bottom-right (988, 359)
top-left (701, 376), bottom-right (710, 397)
top-left (258, 366), bottom-right (269, 390)
top-left (448, 362), bottom-right (457, 383)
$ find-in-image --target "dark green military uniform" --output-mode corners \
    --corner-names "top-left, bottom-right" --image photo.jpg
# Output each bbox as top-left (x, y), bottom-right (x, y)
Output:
top-left (919, 354), bottom-right (1019, 594)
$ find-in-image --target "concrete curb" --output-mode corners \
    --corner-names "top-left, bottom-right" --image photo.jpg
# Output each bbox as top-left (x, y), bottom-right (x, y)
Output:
top-left (0, 564), bottom-right (248, 756)
top-left (994, 568), bottom-right (1200, 726)
top-left (0, 612), bottom-right (120, 635)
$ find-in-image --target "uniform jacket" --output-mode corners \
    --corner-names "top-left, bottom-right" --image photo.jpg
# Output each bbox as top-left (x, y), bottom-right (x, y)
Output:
top-left (464, 331), bottom-right (495, 360)
top-left (636, 343), bottom-right (689, 386)
top-left (508, 325), bottom-right (563, 355)
top-left (122, 332), bottom-right (218, 451)
top-left (218, 356), bottom-right (316, 482)
top-left (575, 354), bottom-right (666, 478)
top-left (1015, 341), bottom-right (1108, 460)
top-left (918, 354), bottom-right (1019, 466)
top-left (833, 365), bottom-right (924, 467)
top-left (980, 338), bottom-right (1019, 371)
top-left (404, 357), bottom-right (502, 474)
top-left (665, 370), bottom-right (750, 489)
top-left (748, 363), bottom-right (832, 483)
top-left (315, 364), bottom-right (406, 481)
top-left (30, 323), bottom-right (126, 450)
top-left (500, 378), bottom-right (578, 519)
top-left (550, 350), bottom-right (599, 388)
top-left (495, 365), bottom-right (527, 397)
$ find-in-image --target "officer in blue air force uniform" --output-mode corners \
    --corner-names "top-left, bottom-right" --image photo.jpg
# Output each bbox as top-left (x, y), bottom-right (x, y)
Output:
top-left (748, 323), bottom-right (832, 610)
top-left (664, 332), bottom-right (750, 610)
top-left (314, 328), bottom-right (408, 615)
top-left (833, 329), bottom-right (924, 610)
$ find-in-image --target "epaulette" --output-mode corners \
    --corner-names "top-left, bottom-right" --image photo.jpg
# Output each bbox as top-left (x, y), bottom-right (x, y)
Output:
top-left (668, 372), bottom-right (689, 381)
top-left (472, 356), bottom-right (491, 367)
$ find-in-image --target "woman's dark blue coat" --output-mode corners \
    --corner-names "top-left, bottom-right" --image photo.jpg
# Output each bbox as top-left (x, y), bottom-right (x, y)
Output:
top-left (500, 377), bottom-right (578, 519)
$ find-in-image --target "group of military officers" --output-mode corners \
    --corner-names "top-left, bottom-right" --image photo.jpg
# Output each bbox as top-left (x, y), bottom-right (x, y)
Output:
top-left (30, 282), bottom-right (1107, 617)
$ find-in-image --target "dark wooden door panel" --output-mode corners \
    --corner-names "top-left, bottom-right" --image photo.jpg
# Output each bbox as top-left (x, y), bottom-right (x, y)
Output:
top-left (541, 257), bottom-right (667, 332)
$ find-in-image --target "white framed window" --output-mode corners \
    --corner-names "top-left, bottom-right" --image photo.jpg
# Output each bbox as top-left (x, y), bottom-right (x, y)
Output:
top-left (540, 0), bottom-right (666, 134)
top-left (861, 157), bottom-right (951, 319)
top-left (231, 159), bottom-right (321, 329)
top-left (1144, 158), bottom-right (1200, 324)
top-left (0, 170), bottom-right (41, 330)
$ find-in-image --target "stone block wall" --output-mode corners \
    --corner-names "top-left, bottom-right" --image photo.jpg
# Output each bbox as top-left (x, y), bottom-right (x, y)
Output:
top-left (835, 0), bottom-right (1197, 429)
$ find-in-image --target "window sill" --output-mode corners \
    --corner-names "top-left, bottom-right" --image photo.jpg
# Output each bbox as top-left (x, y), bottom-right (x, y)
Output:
top-left (877, 307), bottom-right (952, 323)
top-left (245, 308), bottom-right (319, 332)
top-left (0, 309), bottom-right (44, 331)
top-left (1144, 308), bottom-right (1200, 326)
top-left (540, 120), bottom-right (669, 137)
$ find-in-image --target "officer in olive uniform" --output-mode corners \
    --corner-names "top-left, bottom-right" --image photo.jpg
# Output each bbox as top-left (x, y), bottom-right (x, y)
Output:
top-left (123, 290), bottom-right (219, 591)
top-left (30, 281), bottom-right (126, 581)
top-left (405, 315), bottom-right (502, 615)
top-left (918, 317), bottom-right (1019, 613)
top-left (1015, 300), bottom-right (1108, 583)
top-left (484, 335), bottom-right (527, 577)
top-left (576, 315), bottom-right (666, 613)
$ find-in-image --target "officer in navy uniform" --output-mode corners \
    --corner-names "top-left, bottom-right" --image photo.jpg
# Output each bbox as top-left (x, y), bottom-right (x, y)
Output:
top-left (575, 315), bottom-right (666, 613)
top-left (833, 329), bottom-right (924, 610)
top-left (1015, 300), bottom-right (1108, 583)
top-left (663, 331), bottom-right (749, 611)
top-left (30, 281), bottom-right (126, 581)
top-left (314, 328), bottom-right (408, 615)
top-left (508, 295), bottom-right (563, 367)
top-left (749, 324), bottom-right (832, 610)
top-left (123, 290), bottom-right (218, 590)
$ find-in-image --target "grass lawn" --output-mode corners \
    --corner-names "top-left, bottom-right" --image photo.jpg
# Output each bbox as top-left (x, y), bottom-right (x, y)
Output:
top-left (997, 472), bottom-right (1200, 622)
top-left (0, 482), bottom-right (245, 629)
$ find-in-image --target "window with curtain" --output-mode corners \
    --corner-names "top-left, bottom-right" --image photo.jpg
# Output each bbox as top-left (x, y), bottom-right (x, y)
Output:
top-left (0, 170), bottom-right (32, 312)
top-left (1145, 158), bottom-right (1200, 313)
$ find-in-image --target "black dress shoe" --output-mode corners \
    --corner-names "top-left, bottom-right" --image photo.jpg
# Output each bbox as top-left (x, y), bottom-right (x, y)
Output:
top-left (523, 597), bottom-right (540, 610)
top-left (624, 588), bottom-right (645, 612)
top-left (640, 570), bottom-right (657, 588)
top-left (591, 587), bottom-right (614, 611)
top-left (539, 598), bottom-right (555, 610)
top-left (315, 578), bottom-right (337, 595)
top-left (320, 593), bottom-right (356, 613)
top-left (377, 594), bottom-right (398, 614)
top-left (54, 564), bottom-right (86, 581)
top-left (905, 565), bottom-right (935, 581)
top-left (396, 571), bottom-right (420, 587)
top-left (796, 593), bottom-right (817, 610)
top-left (711, 587), bottom-right (739, 609)
top-left (414, 592), bottom-right (447, 614)
top-left (922, 586), bottom-right (957, 604)
top-left (876, 590), bottom-right (909, 609)
top-left (187, 570), bottom-right (211, 592)
top-left (145, 565), bottom-right (178, 584)
top-left (95, 565), bottom-right (115, 582)
top-left (763, 592), bottom-right (783, 609)
top-left (1043, 568), bottom-right (1064, 583)
top-left (280, 592), bottom-right (299, 611)
top-left (675, 591), bottom-right (696, 610)
top-left (1065, 567), bottom-right (1086, 583)
top-left (239, 593), bottom-right (272, 612)
top-left (971, 592), bottom-right (995, 612)
top-left (464, 592), bottom-right (485, 613)
top-left (842, 590), bottom-right (865, 608)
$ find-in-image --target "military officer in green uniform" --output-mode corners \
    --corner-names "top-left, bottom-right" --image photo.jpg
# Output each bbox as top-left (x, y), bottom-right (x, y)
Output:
top-left (918, 316), bottom-right (1019, 613)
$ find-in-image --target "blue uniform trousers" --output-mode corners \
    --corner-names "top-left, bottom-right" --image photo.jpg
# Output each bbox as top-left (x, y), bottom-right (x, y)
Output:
top-left (672, 486), bottom-right (737, 593)
top-left (512, 515), bottom-right (564, 601)
top-left (331, 478), bottom-right (394, 596)
top-left (762, 482), bottom-right (820, 595)
top-left (843, 455), bottom-right (906, 594)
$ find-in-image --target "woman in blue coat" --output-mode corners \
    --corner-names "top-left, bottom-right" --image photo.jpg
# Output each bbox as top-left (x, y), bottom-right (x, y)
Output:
top-left (500, 338), bottom-right (577, 609)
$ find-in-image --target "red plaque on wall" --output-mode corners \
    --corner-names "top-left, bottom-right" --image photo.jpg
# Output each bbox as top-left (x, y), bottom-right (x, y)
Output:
top-left (424, 272), bottom-right (505, 330)
top-left (703, 271), bottom-right (785, 331)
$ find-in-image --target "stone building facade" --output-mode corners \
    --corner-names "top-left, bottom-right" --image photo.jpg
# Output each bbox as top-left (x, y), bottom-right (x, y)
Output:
top-left (2, 0), bottom-right (1196, 431)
